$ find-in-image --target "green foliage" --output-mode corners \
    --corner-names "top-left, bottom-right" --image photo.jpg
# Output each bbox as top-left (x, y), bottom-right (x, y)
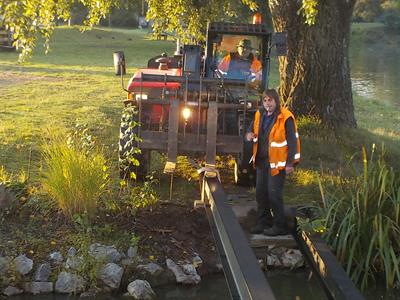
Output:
top-left (119, 104), bottom-right (142, 181)
top-left (175, 156), bottom-right (199, 182)
top-left (0, 166), bottom-right (28, 196)
top-left (298, 0), bottom-right (318, 25)
top-left (0, 0), bottom-right (118, 61)
top-left (126, 174), bottom-right (159, 211)
top-left (0, 166), bottom-right (29, 221)
top-left (317, 145), bottom-right (400, 290)
top-left (353, 0), bottom-right (382, 22)
top-left (73, 233), bottom-right (104, 289)
top-left (41, 129), bottom-right (109, 221)
top-left (381, 1), bottom-right (400, 29)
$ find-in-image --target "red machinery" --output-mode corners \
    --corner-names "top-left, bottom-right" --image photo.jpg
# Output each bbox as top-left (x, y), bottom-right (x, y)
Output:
top-left (117, 20), bottom-right (287, 184)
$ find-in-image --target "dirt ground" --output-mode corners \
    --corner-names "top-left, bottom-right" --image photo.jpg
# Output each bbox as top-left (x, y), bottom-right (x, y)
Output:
top-left (135, 201), bottom-right (220, 276)
top-left (0, 199), bottom-right (220, 277)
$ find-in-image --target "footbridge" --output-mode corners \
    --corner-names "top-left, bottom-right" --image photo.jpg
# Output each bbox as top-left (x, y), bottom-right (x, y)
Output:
top-left (197, 170), bottom-right (364, 300)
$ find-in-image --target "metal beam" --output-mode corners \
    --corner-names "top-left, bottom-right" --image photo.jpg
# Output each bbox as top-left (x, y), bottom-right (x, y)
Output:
top-left (140, 131), bottom-right (243, 154)
top-left (293, 230), bottom-right (364, 300)
top-left (166, 100), bottom-right (179, 164)
top-left (201, 175), bottom-right (276, 300)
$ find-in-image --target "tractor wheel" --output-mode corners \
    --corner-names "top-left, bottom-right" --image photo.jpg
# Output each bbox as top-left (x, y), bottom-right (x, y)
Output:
top-left (119, 106), bottom-right (149, 181)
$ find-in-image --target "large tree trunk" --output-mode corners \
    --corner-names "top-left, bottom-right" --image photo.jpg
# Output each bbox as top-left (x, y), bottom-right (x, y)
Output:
top-left (269, 0), bottom-right (357, 128)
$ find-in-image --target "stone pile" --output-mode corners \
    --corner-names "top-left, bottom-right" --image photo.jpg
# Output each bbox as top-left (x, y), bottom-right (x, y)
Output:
top-left (0, 243), bottom-right (203, 299)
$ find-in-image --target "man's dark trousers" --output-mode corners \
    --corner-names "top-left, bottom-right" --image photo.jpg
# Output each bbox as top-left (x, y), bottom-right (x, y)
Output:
top-left (255, 163), bottom-right (286, 229)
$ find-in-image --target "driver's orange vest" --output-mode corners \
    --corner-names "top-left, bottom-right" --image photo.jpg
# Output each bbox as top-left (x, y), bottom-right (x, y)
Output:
top-left (251, 107), bottom-right (301, 176)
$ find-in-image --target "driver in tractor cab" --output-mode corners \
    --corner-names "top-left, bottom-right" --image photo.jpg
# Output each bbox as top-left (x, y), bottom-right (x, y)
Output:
top-left (218, 39), bottom-right (261, 81)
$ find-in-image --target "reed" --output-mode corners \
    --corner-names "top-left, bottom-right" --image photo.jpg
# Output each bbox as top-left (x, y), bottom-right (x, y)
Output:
top-left (320, 144), bottom-right (400, 290)
top-left (41, 133), bottom-right (109, 220)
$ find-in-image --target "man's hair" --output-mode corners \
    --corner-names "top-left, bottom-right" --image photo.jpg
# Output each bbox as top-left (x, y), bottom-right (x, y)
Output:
top-left (262, 89), bottom-right (281, 112)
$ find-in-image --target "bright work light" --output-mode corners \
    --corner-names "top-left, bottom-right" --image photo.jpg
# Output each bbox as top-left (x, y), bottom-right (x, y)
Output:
top-left (182, 107), bottom-right (191, 120)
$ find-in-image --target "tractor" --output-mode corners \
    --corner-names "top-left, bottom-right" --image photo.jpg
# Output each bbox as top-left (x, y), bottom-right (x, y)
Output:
top-left (117, 17), bottom-right (286, 184)
top-left (0, 25), bottom-right (14, 51)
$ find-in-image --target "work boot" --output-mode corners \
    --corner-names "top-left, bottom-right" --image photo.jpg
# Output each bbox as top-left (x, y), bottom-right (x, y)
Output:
top-left (250, 223), bottom-right (272, 234)
top-left (263, 226), bottom-right (289, 236)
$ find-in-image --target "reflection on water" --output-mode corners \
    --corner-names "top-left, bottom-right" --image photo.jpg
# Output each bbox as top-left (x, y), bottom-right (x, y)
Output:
top-left (350, 33), bottom-right (400, 106)
top-left (267, 269), bottom-right (326, 300)
top-left (9, 270), bottom-right (400, 300)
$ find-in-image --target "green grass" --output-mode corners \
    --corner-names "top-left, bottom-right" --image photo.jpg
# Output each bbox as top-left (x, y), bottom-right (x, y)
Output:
top-left (0, 26), bottom-right (175, 180)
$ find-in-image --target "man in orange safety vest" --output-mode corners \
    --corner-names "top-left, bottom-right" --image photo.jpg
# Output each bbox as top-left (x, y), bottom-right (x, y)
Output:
top-left (246, 89), bottom-right (301, 236)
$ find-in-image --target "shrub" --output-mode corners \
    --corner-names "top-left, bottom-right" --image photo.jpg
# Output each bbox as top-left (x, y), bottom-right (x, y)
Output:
top-left (318, 144), bottom-right (400, 290)
top-left (41, 129), bottom-right (109, 220)
top-left (127, 174), bottom-right (159, 211)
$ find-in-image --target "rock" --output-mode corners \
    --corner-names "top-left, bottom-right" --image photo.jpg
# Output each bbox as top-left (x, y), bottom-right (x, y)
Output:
top-left (127, 246), bottom-right (138, 258)
top-left (266, 254), bottom-right (280, 267)
top-left (67, 247), bottom-right (77, 256)
top-left (121, 258), bottom-right (135, 266)
top-left (166, 259), bottom-right (201, 285)
top-left (215, 263), bottom-right (223, 272)
top-left (14, 254), bottom-right (33, 275)
top-left (34, 263), bottom-right (51, 281)
top-left (270, 246), bottom-right (286, 256)
top-left (137, 263), bottom-right (163, 276)
top-left (192, 255), bottom-right (203, 268)
top-left (80, 288), bottom-right (98, 298)
top-left (23, 282), bottom-right (53, 294)
top-left (2, 286), bottom-right (23, 296)
top-left (49, 251), bottom-right (63, 264)
top-left (55, 271), bottom-right (86, 294)
top-left (0, 256), bottom-right (11, 275)
top-left (65, 256), bottom-right (83, 270)
top-left (182, 264), bottom-right (200, 280)
top-left (127, 280), bottom-right (156, 299)
top-left (0, 183), bottom-right (16, 209)
top-left (266, 248), bottom-right (304, 269)
top-left (281, 249), bottom-right (304, 269)
top-left (89, 243), bottom-right (121, 263)
top-left (99, 263), bottom-right (124, 289)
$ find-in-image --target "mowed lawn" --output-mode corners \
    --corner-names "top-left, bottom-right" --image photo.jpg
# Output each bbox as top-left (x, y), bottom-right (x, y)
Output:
top-left (0, 27), bottom-right (175, 179)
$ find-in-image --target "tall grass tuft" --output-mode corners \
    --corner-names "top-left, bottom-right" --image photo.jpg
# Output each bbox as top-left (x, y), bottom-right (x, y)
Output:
top-left (320, 144), bottom-right (400, 290)
top-left (41, 130), bottom-right (109, 221)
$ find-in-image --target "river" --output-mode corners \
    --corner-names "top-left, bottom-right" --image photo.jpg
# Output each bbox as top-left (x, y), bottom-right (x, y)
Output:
top-left (350, 28), bottom-right (400, 107)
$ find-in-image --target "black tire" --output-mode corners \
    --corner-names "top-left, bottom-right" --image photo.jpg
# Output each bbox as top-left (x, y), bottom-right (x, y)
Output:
top-left (119, 106), bottom-right (149, 181)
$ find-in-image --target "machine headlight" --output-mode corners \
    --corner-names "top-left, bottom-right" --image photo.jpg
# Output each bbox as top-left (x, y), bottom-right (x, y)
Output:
top-left (135, 93), bottom-right (148, 100)
top-left (239, 100), bottom-right (252, 109)
top-left (182, 107), bottom-right (191, 120)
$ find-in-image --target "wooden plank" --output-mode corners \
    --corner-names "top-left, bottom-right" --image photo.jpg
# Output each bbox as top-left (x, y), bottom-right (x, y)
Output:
top-left (249, 234), bottom-right (297, 248)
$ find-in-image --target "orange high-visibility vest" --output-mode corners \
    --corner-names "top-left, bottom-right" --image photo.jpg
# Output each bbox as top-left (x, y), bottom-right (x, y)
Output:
top-left (251, 107), bottom-right (301, 176)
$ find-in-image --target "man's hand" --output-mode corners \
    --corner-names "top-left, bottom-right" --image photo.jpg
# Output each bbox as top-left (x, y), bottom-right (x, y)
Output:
top-left (285, 165), bottom-right (294, 175)
top-left (246, 132), bottom-right (256, 142)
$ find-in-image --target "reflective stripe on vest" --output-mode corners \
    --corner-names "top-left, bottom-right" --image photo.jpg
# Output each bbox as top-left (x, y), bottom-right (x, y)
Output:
top-left (252, 107), bottom-right (301, 176)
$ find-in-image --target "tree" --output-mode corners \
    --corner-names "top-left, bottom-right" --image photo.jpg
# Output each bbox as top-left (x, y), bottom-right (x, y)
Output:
top-left (0, 0), bottom-right (117, 61)
top-left (269, 1), bottom-right (357, 128)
